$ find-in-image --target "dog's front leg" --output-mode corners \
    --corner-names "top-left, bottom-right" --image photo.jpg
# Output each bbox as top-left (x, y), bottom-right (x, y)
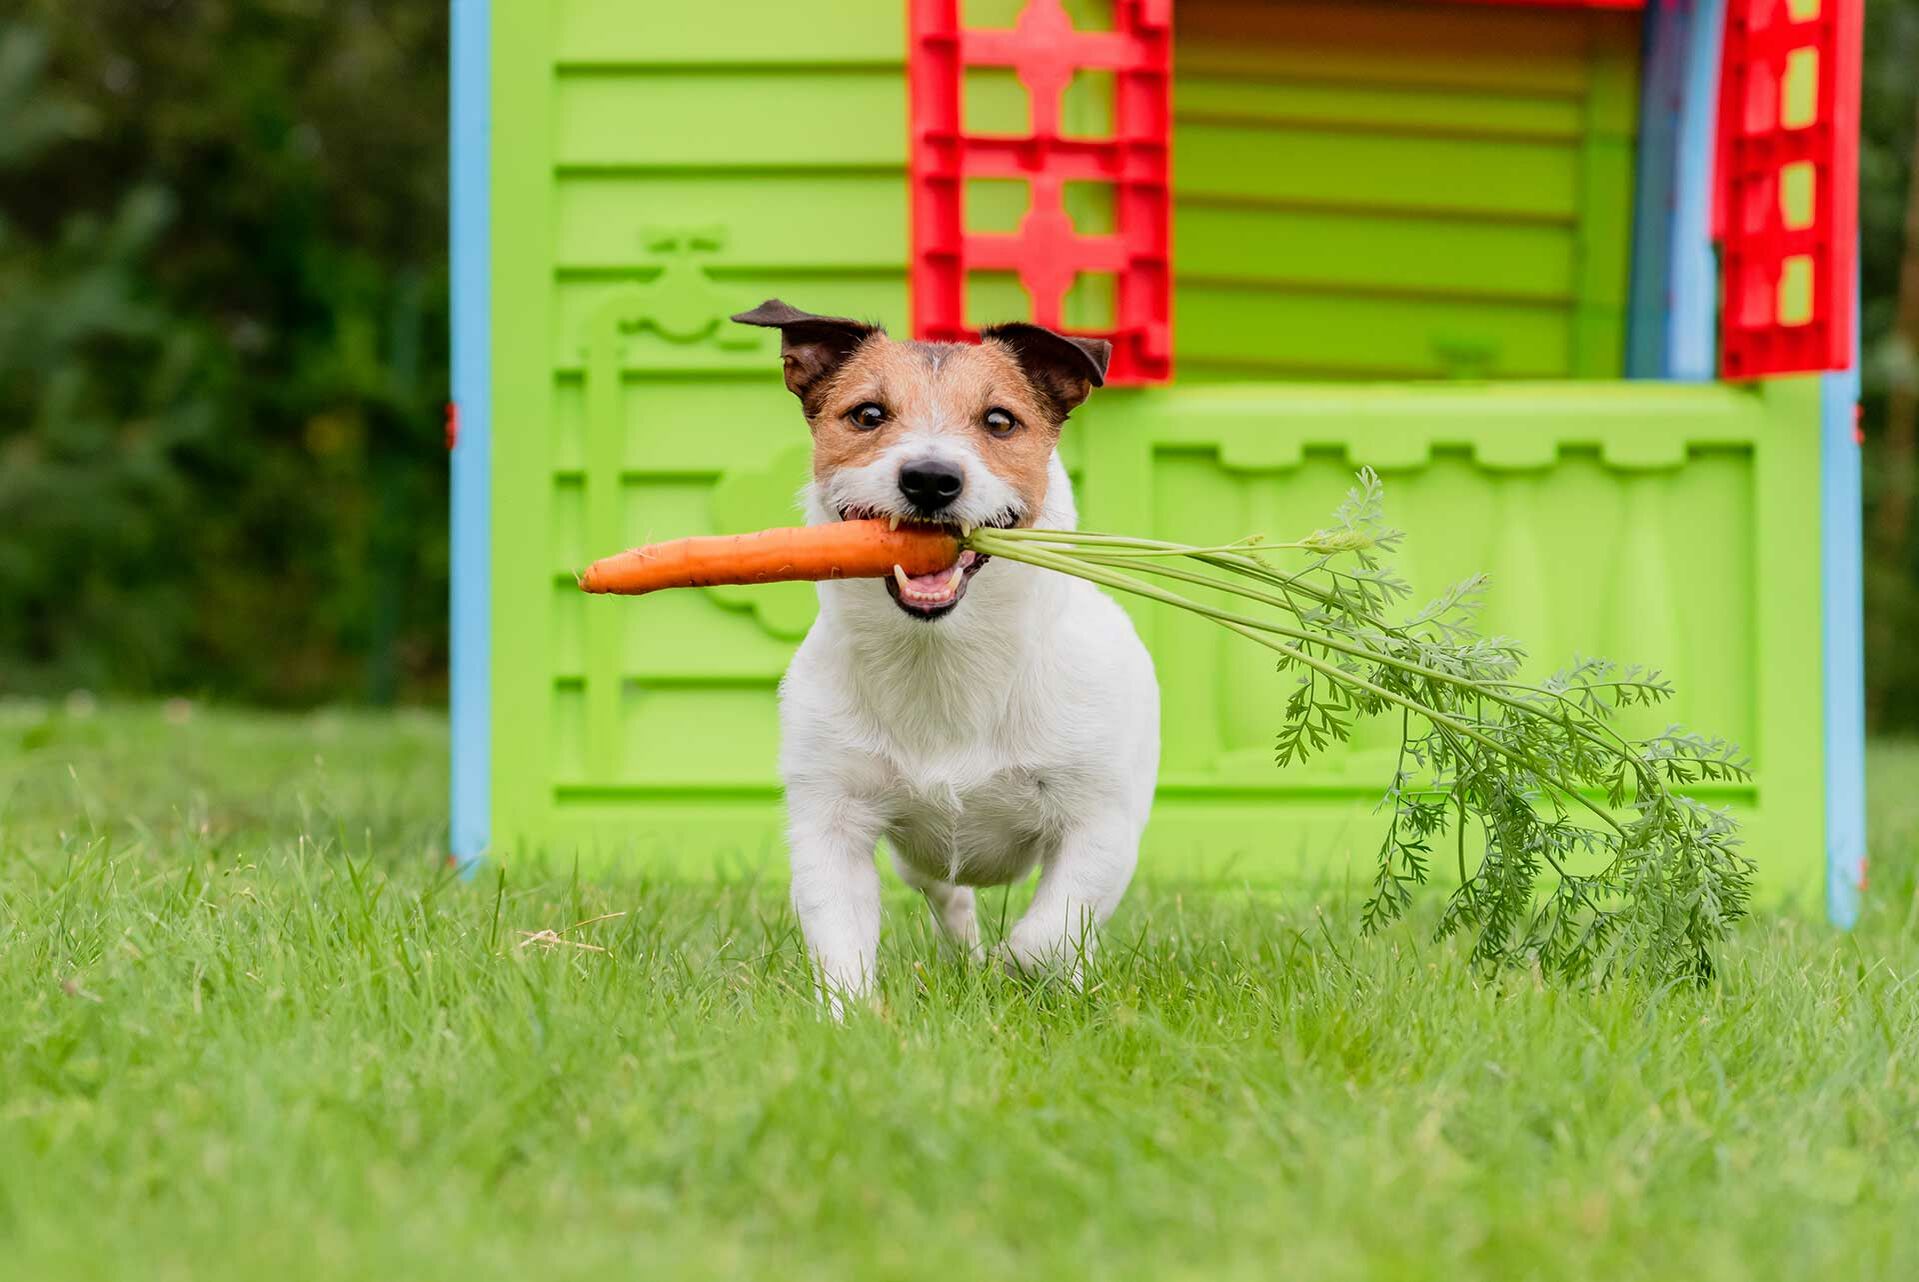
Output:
top-left (786, 787), bottom-right (884, 1014)
top-left (891, 852), bottom-right (983, 960)
top-left (1001, 816), bottom-right (1140, 983)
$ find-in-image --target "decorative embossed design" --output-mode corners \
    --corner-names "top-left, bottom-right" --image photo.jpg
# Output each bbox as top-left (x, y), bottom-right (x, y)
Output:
top-left (1130, 440), bottom-right (1753, 786)
top-left (576, 225), bottom-right (817, 647)
top-left (571, 222), bottom-right (812, 775)
top-left (615, 227), bottom-right (760, 349)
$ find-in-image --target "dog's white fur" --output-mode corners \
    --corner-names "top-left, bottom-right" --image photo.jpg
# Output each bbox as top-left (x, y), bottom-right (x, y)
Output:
top-left (782, 430), bottom-right (1160, 1005)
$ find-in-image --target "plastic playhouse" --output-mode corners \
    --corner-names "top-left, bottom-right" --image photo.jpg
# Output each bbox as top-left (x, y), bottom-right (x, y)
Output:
top-left (448, 0), bottom-right (1868, 922)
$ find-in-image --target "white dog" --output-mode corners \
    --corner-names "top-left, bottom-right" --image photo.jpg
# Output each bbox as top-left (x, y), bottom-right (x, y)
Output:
top-left (732, 300), bottom-right (1160, 1005)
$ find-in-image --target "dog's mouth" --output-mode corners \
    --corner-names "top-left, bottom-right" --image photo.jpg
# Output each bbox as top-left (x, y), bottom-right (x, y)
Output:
top-left (838, 506), bottom-right (1019, 620)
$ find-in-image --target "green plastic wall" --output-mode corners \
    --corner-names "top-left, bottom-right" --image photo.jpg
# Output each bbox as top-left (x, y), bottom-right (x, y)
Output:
top-left (1173, 0), bottom-right (1640, 379)
top-left (486, 0), bottom-right (1830, 904)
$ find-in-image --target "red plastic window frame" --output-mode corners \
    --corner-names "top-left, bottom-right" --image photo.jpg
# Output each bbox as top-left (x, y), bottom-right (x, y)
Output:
top-left (907, 0), bottom-right (1173, 384)
top-left (1714, 0), bottom-right (1863, 378)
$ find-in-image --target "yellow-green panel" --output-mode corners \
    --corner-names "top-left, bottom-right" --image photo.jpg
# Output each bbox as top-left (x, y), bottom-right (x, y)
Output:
top-left (1173, 0), bottom-right (1640, 381)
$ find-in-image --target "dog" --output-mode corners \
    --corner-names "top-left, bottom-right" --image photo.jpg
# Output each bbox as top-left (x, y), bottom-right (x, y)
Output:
top-left (730, 300), bottom-right (1160, 1006)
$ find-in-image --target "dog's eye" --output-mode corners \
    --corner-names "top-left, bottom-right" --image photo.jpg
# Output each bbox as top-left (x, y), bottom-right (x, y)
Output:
top-left (847, 402), bottom-right (887, 431)
top-left (983, 407), bottom-right (1017, 436)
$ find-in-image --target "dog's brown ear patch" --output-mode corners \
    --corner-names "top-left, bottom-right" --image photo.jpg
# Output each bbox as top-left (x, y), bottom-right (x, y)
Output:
top-left (732, 299), bottom-right (881, 410)
top-left (980, 322), bottom-right (1112, 420)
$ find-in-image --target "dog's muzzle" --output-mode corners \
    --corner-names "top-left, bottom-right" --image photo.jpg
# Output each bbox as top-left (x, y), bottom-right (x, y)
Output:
top-left (838, 505), bottom-right (1018, 621)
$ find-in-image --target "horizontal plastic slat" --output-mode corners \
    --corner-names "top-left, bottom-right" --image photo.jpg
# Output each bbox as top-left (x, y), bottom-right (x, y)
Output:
top-left (1176, 205), bottom-right (1578, 300)
top-left (554, 70), bottom-right (905, 168)
top-left (1176, 78), bottom-right (1586, 140)
top-left (554, 175), bottom-right (906, 270)
top-left (1176, 286), bottom-right (1574, 378)
top-left (1179, 123), bottom-right (1580, 221)
top-left (556, 0), bottom-right (902, 65)
top-left (1179, 0), bottom-right (1607, 95)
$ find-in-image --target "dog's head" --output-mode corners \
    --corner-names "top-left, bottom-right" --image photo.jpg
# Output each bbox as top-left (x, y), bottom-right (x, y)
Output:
top-left (732, 299), bottom-right (1110, 621)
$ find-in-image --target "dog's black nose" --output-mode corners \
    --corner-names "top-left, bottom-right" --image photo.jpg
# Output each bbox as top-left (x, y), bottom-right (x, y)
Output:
top-left (898, 459), bottom-right (964, 514)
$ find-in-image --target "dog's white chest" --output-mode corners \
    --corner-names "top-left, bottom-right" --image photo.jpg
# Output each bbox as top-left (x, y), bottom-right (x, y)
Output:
top-left (878, 765), bottom-right (1058, 887)
top-left (777, 517), bottom-right (1159, 904)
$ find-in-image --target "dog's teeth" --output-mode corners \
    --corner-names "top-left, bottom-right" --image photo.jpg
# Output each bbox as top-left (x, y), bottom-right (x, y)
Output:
top-left (947, 564), bottom-right (965, 591)
top-left (887, 515), bottom-right (900, 532)
top-left (894, 564), bottom-right (912, 592)
top-left (961, 521), bottom-right (975, 538)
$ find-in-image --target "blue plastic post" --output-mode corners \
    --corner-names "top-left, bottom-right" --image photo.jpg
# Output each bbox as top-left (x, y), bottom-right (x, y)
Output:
top-left (449, 0), bottom-right (491, 873)
top-left (1822, 308), bottom-right (1867, 927)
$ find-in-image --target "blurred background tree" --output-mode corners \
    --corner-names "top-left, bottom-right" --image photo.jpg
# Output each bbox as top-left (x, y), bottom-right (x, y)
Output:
top-left (0, 0), bottom-right (1914, 723)
top-left (1864, 0), bottom-right (1919, 730)
top-left (0, 1), bottom-right (446, 705)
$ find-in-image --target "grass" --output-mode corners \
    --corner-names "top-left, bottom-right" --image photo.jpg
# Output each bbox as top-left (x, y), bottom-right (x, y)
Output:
top-left (2, 701), bottom-right (1917, 1281)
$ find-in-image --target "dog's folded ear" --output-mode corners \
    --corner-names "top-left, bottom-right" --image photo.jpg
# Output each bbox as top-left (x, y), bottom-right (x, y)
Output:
top-left (980, 322), bottom-right (1112, 420)
top-left (732, 299), bottom-right (881, 409)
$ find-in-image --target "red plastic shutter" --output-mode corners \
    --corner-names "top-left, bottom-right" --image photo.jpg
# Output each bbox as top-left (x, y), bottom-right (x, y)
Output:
top-left (908, 0), bottom-right (1173, 384)
top-left (1714, 0), bottom-right (1863, 377)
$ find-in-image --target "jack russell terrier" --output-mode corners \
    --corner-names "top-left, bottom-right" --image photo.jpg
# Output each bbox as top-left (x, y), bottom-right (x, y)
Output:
top-left (731, 300), bottom-right (1160, 1006)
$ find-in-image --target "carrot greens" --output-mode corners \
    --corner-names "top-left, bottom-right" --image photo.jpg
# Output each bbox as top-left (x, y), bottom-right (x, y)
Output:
top-left (967, 469), bottom-right (1755, 986)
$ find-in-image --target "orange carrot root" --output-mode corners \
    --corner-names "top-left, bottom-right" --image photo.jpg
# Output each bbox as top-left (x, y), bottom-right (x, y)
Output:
top-left (579, 520), bottom-right (963, 596)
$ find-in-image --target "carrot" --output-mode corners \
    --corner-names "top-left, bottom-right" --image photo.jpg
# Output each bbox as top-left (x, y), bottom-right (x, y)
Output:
top-left (579, 520), bottom-right (963, 596)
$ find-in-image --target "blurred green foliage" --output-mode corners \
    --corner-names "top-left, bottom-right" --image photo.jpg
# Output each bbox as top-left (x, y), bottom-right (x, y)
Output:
top-left (1863, 0), bottom-right (1919, 730)
top-left (0, 2), bottom-right (447, 705)
top-left (0, 1), bottom-right (1914, 724)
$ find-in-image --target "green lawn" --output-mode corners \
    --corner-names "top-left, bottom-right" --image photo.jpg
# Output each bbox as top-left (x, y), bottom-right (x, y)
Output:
top-left (3, 702), bottom-right (1917, 1281)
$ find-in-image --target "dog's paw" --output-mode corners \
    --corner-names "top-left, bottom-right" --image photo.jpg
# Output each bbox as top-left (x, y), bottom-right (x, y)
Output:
top-left (992, 934), bottom-right (1085, 989)
top-left (939, 929), bottom-right (987, 965)
top-left (815, 985), bottom-right (887, 1023)
top-left (810, 965), bottom-right (880, 1022)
